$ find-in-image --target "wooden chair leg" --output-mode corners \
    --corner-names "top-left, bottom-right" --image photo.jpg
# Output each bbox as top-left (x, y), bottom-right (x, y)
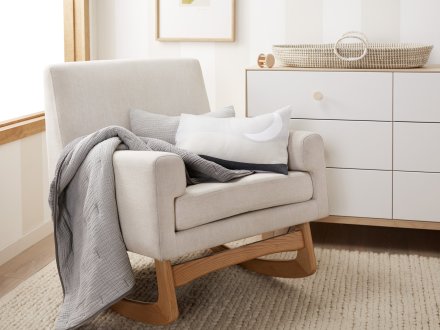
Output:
top-left (293, 222), bottom-right (317, 274)
top-left (111, 260), bottom-right (179, 325)
top-left (216, 223), bottom-right (317, 278)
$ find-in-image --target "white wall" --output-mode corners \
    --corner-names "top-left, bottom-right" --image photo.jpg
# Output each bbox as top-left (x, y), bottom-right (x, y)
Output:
top-left (0, 133), bottom-right (52, 265)
top-left (89, 0), bottom-right (440, 116)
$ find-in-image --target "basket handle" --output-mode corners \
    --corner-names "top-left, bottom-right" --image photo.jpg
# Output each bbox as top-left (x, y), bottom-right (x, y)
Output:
top-left (333, 31), bottom-right (368, 62)
top-left (341, 31), bottom-right (369, 43)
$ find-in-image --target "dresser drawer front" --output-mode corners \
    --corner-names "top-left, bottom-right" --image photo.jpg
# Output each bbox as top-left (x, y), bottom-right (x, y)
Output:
top-left (327, 168), bottom-right (392, 219)
top-left (290, 120), bottom-right (392, 170)
top-left (394, 73), bottom-right (440, 122)
top-left (247, 71), bottom-right (392, 121)
top-left (393, 172), bottom-right (440, 222)
top-left (394, 122), bottom-right (440, 172)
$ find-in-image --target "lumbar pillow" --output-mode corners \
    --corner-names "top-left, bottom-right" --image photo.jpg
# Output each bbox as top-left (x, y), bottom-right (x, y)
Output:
top-left (130, 105), bottom-right (235, 144)
top-left (175, 106), bottom-right (291, 174)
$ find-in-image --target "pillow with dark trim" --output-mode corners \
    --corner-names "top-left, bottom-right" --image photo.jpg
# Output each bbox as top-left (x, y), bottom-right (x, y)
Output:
top-left (130, 106), bottom-right (235, 144)
top-left (175, 106), bottom-right (291, 174)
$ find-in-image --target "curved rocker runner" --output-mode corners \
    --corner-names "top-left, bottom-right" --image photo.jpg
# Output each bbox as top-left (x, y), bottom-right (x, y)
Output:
top-left (111, 223), bottom-right (316, 325)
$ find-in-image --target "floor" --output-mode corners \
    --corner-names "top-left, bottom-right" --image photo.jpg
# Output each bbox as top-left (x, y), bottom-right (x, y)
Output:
top-left (0, 235), bottom-right (55, 297)
top-left (0, 223), bottom-right (439, 298)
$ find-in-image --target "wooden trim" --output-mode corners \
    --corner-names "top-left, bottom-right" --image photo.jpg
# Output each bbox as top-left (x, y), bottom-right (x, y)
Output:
top-left (245, 65), bottom-right (440, 73)
top-left (319, 216), bottom-right (440, 230)
top-left (74, 0), bottom-right (90, 61)
top-left (156, 0), bottom-right (235, 42)
top-left (64, 0), bottom-right (75, 62)
top-left (0, 114), bottom-right (45, 146)
top-left (173, 230), bottom-right (305, 287)
top-left (0, 112), bottom-right (44, 129)
top-left (64, 0), bottom-right (90, 61)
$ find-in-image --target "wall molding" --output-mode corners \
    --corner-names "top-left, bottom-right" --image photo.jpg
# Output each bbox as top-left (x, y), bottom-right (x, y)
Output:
top-left (0, 221), bottom-right (53, 266)
top-left (0, 113), bottom-right (45, 146)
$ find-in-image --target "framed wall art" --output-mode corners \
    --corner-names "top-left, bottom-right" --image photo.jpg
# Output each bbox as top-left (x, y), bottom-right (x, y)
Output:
top-left (156, 0), bottom-right (235, 42)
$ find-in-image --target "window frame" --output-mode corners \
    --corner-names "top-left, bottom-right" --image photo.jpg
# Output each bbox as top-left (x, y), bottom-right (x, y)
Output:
top-left (0, 0), bottom-right (89, 146)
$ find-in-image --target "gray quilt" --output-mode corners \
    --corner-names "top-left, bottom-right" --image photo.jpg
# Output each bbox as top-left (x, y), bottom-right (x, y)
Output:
top-left (49, 126), bottom-right (251, 329)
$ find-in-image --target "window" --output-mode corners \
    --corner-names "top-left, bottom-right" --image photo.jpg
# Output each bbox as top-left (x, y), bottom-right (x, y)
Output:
top-left (0, 1), bottom-right (64, 122)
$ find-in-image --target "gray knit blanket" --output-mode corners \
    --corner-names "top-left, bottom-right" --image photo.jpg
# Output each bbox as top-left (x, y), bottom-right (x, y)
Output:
top-left (49, 126), bottom-right (251, 329)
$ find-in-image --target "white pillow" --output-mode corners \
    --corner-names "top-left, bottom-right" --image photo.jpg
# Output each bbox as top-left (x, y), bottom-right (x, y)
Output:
top-left (130, 105), bottom-right (235, 144)
top-left (175, 106), bottom-right (292, 174)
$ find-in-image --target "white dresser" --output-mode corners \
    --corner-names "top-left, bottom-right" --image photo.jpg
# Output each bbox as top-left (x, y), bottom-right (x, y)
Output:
top-left (246, 67), bottom-right (440, 230)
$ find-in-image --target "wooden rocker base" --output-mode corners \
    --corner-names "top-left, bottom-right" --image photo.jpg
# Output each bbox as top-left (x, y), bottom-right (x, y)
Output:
top-left (111, 222), bottom-right (316, 325)
top-left (211, 223), bottom-right (317, 278)
top-left (111, 260), bottom-right (179, 325)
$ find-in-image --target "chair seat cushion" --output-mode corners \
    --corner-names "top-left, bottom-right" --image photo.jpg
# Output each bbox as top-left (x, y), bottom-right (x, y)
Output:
top-left (175, 171), bottom-right (313, 231)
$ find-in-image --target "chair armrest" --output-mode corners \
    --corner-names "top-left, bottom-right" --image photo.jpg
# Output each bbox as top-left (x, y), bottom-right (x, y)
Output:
top-left (288, 130), bottom-right (329, 219)
top-left (288, 130), bottom-right (325, 172)
top-left (113, 150), bottom-right (186, 259)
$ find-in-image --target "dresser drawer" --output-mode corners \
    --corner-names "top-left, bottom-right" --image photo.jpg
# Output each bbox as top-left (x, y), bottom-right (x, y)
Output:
top-left (394, 122), bottom-right (440, 172)
top-left (247, 71), bottom-right (392, 121)
top-left (393, 172), bottom-right (440, 222)
top-left (327, 168), bottom-right (392, 218)
top-left (394, 73), bottom-right (440, 122)
top-left (290, 120), bottom-right (392, 170)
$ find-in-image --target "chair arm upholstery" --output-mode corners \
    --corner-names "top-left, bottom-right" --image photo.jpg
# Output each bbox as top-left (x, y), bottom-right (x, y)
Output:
top-left (288, 130), bottom-right (329, 219)
top-left (113, 150), bottom-right (186, 259)
top-left (288, 130), bottom-right (325, 172)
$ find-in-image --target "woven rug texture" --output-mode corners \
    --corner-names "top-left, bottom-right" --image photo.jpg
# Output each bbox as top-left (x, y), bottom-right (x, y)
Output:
top-left (0, 247), bottom-right (439, 330)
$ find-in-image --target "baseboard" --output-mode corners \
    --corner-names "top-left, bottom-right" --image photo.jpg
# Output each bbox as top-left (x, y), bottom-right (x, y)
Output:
top-left (0, 221), bottom-right (53, 266)
top-left (318, 216), bottom-right (440, 231)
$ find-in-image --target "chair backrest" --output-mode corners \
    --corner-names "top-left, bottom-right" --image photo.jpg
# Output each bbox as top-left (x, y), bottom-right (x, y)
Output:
top-left (44, 58), bottom-right (210, 176)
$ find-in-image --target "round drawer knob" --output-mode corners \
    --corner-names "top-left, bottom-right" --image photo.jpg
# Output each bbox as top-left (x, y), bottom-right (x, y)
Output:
top-left (313, 91), bottom-right (324, 101)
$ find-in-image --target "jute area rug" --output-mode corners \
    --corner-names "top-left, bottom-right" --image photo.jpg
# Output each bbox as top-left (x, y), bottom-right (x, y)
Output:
top-left (1, 247), bottom-right (439, 329)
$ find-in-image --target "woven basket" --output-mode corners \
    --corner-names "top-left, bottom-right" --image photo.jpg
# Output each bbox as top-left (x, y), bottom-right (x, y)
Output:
top-left (273, 32), bottom-right (433, 69)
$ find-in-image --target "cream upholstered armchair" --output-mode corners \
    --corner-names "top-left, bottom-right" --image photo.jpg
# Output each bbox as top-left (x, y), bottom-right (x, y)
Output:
top-left (45, 59), bottom-right (328, 325)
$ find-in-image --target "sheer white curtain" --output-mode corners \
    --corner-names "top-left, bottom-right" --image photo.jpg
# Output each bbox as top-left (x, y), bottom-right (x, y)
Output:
top-left (0, 1), bottom-right (64, 122)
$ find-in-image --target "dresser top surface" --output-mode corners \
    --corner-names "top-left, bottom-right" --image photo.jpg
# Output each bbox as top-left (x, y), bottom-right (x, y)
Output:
top-left (246, 64), bottom-right (440, 73)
